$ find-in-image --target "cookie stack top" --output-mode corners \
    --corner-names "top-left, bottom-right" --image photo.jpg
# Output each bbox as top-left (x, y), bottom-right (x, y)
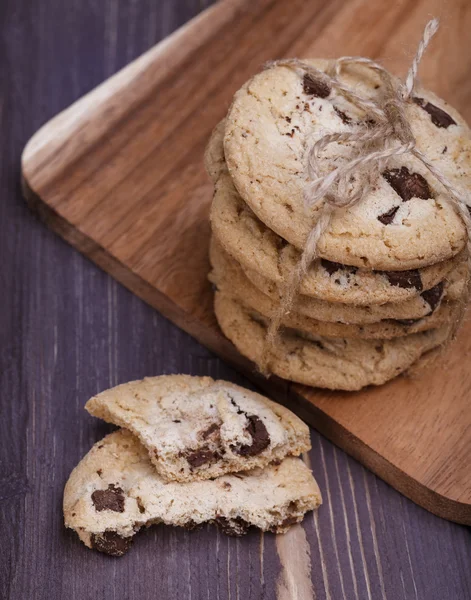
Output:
top-left (224, 59), bottom-right (470, 269)
top-left (206, 59), bottom-right (471, 390)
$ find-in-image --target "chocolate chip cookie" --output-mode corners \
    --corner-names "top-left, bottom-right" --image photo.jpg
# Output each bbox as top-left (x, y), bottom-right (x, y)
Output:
top-left (214, 294), bottom-right (453, 391)
top-left (241, 251), bottom-right (468, 324)
top-left (209, 239), bottom-right (463, 339)
top-left (210, 171), bottom-right (462, 305)
top-left (223, 59), bottom-right (470, 269)
top-left (85, 375), bottom-right (310, 482)
top-left (64, 429), bottom-right (322, 555)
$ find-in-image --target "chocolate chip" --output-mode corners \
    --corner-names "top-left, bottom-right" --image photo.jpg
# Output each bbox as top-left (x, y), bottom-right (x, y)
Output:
top-left (333, 106), bottom-right (351, 124)
top-left (383, 167), bottom-right (432, 202)
top-left (377, 205), bottom-right (399, 225)
top-left (215, 517), bottom-right (250, 536)
top-left (321, 259), bottom-right (341, 275)
top-left (381, 270), bottom-right (423, 291)
top-left (442, 146), bottom-right (447, 154)
top-left (173, 419), bottom-right (181, 423)
top-left (413, 97), bottom-right (456, 128)
top-left (234, 415), bottom-right (270, 457)
top-left (228, 398), bottom-right (270, 456)
top-left (285, 116), bottom-right (291, 123)
top-left (222, 481), bottom-right (232, 490)
top-left (91, 531), bottom-right (132, 557)
top-left (421, 281), bottom-right (444, 312)
top-left (184, 520), bottom-right (203, 531)
top-left (184, 446), bottom-right (219, 468)
top-left (136, 497), bottom-right (146, 514)
top-left (303, 73), bottom-right (330, 98)
top-left (92, 484), bottom-right (125, 512)
top-left (200, 423), bottom-right (220, 439)
top-left (321, 259), bottom-right (358, 276)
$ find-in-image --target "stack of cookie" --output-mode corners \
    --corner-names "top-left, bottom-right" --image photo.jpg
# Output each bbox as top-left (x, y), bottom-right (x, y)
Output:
top-left (64, 375), bottom-right (322, 556)
top-left (206, 59), bottom-right (471, 391)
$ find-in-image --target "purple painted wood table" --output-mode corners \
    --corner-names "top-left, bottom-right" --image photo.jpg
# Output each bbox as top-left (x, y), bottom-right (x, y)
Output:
top-left (1, 0), bottom-right (470, 598)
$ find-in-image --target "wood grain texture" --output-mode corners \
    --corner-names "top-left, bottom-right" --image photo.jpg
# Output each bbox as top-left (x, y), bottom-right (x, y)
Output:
top-left (2, 0), bottom-right (470, 598)
top-left (21, 0), bottom-right (471, 525)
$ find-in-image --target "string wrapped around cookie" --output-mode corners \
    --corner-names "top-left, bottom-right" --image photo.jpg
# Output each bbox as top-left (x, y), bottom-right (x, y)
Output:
top-left (260, 19), bottom-right (471, 374)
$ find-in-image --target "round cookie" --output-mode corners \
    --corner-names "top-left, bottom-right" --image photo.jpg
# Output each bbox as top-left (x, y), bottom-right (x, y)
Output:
top-left (210, 172), bottom-right (462, 306)
top-left (214, 294), bottom-right (452, 391)
top-left (64, 429), bottom-right (322, 555)
top-left (223, 59), bottom-right (469, 269)
top-left (85, 375), bottom-right (310, 483)
top-left (209, 240), bottom-right (461, 339)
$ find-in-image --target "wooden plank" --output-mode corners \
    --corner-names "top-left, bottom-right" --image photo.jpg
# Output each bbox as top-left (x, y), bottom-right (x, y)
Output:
top-left (21, 0), bottom-right (471, 527)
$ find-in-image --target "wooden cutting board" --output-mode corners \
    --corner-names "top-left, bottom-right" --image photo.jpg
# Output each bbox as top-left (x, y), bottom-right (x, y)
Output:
top-left (21, 0), bottom-right (471, 524)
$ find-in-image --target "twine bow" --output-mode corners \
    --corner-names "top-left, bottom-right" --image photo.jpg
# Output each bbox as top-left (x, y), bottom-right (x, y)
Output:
top-left (261, 19), bottom-right (471, 373)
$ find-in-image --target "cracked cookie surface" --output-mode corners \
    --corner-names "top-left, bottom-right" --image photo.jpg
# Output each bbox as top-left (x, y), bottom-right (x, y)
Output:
top-left (64, 429), bottom-right (322, 555)
top-left (85, 375), bottom-right (310, 482)
top-left (223, 60), bottom-right (470, 269)
top-left (214, 294), bottom-right (452, 391)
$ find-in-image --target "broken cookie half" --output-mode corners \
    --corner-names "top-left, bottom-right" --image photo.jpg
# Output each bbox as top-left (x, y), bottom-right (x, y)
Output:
top-left (64, 429), bottom-right (322, 556)
top-left (85, 375), bottom-right (310, 482)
